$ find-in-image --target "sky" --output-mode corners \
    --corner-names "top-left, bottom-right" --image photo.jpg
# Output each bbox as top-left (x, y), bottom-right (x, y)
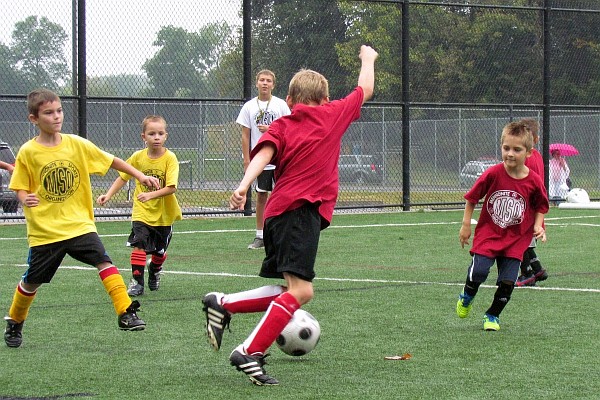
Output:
top-left (0, 0), bottom-right (241, 76)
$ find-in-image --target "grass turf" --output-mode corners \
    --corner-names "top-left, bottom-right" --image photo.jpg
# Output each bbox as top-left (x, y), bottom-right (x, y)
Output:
top-left (0, 207), bottom-right (598, 399)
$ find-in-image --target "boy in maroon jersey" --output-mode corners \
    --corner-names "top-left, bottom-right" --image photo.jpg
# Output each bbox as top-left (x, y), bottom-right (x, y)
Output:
top-left (201, 45), bottom-right (378, 385)
top-left (515, 118), bottom-right (549, 286)
top-left (456, 121), bottom-right (549, 331)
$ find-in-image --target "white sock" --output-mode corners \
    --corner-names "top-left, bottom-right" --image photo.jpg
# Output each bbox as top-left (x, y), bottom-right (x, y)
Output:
top-left (256, 230), bottom-right (263, 239)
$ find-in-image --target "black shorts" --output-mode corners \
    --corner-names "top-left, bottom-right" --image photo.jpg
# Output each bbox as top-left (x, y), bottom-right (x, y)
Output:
top-left (127, 221), bottom-right (173, 255)
top-left (256, 169), bottom-right (275, 193)
top-left (23, 232), bottom-right (112, 284)
top-left (260, 202), bottom-right (321, 282)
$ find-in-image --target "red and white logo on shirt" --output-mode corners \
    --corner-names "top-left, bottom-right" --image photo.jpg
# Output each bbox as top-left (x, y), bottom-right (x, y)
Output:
top-left (487, 190), bottom-right (526, 229)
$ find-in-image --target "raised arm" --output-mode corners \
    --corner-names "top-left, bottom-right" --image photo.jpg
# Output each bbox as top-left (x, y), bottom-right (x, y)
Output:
top-left (357, 45), bottom-right (379, 104)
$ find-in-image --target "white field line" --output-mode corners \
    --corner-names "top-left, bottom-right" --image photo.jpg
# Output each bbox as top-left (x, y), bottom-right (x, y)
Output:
top-left (1, 264), bottom-right (599, 294)
top-left (0, 214), bottom-right (598, 241)
top-left (1, 215), bottom-right (598, 293)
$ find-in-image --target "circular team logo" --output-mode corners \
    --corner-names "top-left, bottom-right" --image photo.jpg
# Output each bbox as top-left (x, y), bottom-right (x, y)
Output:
top-left (255, 110), bottom-right (277, 125)
top-left (487, 190), bottom-right (526, 228)
top-left (142, 169), bottom-right (164, 192)
top-left (38, 160), bottom-right (80, 203)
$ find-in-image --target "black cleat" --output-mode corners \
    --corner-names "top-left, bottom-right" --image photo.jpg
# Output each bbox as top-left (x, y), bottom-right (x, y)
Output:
top-left (202, 293), bottom-right (231, 351)
top-left (534, 268), bottom-right (548, 282)
top-left (127, 279), bottom-right (144, 297)
top-left (230, 346), bottom-right (279, 386)
top-left (148, 269), bottom-right (161, 291)
top-left (515, 273), bottom-right (536, 287)
top-left (4, 317), bottom-right (24, 348)
top-left (119, 300), bottom-right (146, 331)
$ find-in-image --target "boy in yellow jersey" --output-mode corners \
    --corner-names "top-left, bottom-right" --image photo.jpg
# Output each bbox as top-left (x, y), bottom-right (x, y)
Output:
top-left (4, 88), bottom-right (160, 348)
top-left (97, 115), bottom-right (182, 296)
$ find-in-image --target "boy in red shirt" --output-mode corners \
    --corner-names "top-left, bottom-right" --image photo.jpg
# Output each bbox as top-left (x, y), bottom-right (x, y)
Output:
top-left (202, 45), bottom-right (378, 385)
top-left (456, 121), bottom-right (549, 331)
top-left (516, 118), bottom-right (549, 286)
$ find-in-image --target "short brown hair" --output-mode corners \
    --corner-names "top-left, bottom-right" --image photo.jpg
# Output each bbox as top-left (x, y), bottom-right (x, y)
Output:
top-left (27, 88), bottom-right (60, 117)
top-left (142, 115), bottom-right (167, 132)
top-left (256, 69), bottom-right (276, 85)
top-left (520, 118), bottom-right (539, 140)
top-left (501, 121), bottom-right (534, 150)
top-left (287, 69), bottom-right (329, 106)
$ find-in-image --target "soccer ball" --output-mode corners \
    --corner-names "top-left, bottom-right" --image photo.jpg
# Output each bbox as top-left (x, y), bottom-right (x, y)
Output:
top-left (276, 309), bottom-right (321, 356)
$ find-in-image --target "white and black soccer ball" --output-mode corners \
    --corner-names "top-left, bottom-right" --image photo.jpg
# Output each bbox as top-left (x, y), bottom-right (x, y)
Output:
top-left (276, 309), bottom-right (321, 356)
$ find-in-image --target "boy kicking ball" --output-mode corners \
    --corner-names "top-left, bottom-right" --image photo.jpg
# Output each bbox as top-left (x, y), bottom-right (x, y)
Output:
top-left (456, 121), bottom-right (549, 331)
top-left (202, 44), bottom-right (378, 385)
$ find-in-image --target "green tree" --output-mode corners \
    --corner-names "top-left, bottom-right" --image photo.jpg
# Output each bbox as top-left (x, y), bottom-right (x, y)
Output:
top-left (86, 74), bottom-right (151, 97)
top-left (0, 43), bottom-right (27, 94)
top-left (143, 22), bottom-right (233, 97)
top-left (250, 0), bottom-right (348, 99)
top-left (10, 16), bottom-right (70, 90)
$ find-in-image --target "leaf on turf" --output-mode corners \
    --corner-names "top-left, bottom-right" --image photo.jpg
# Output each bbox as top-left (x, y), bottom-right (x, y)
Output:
top-left (384, 353), bottom-right (412, 360)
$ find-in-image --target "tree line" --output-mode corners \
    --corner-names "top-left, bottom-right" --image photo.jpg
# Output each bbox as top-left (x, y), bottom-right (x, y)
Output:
top-left (1, 1), bottom-right (599, 105)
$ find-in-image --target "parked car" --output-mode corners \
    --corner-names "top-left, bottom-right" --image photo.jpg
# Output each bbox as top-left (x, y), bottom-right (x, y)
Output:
top-left (338, 154), bottom-right (384, 184)
top-left (0, 141), bottom-right (18, 213)
top-left (459, 159), bottom-right (500, 188)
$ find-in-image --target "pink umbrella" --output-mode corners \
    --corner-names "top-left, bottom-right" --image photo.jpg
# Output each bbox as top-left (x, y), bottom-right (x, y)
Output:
top-left (549, 143), bottom-right (579, 156)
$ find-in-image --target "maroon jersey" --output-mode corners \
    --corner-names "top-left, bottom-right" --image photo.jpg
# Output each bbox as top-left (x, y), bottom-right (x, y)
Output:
top-left (465, 163), bottom-right (549, 260)
top-left (525, 148), bottom-right (544, 180)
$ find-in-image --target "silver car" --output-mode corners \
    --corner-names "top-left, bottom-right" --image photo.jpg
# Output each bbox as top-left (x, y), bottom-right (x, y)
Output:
top-left (0, 141), bottom-right (18, 213)
top-left (459, 160), bottom-right (500, 188)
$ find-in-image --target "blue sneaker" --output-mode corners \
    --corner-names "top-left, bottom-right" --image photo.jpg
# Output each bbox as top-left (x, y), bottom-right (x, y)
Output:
top-left (483, 314), bottom-right (500, 331)
top-left (456, 292), bottom-right (474, 318)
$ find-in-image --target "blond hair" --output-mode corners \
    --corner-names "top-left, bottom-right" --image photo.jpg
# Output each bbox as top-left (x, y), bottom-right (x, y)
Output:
top-left (141, 115), bottom-right (167, 132)
top-left (501, 121), bottom-right (534, 150)
top-left (256, 69), bottom-right (276, 85)
top-left (27, 88), bottom-right (60, 117)
top-left (287, 69), bottom-right (329, 106)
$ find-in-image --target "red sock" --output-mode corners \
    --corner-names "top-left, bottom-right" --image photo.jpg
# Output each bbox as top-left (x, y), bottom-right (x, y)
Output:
top-left (150, 253), bottom-right (167, 272)
top-left (130, 250), bottom-right (146, 283)
top-left (244, 292), bottom-right (300, 355)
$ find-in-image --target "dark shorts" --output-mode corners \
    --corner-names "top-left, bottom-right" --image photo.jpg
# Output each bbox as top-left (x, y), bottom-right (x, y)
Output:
top-left (127, 221), bottom-right (173, 255)
top-left (467, 254), bottom-right (521, 284)
top-left (260, 202), bottom-right (321, 282)
top-left (256, 169), bottom-right (275, 193)
top-left (23, 232), bottom-right (112, 284)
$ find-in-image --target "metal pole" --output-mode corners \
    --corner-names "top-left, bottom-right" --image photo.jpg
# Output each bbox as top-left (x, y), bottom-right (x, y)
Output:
top-left (242, 0), bottom-right (253, 216)
top-left (542, 0), bottom-right (551, 193)
top-left (77, 0), bottom-right (87, 138)
top-left (401, 0), bottom-right (411, 211)
top-left (71, 0), bottom-right (78, 133)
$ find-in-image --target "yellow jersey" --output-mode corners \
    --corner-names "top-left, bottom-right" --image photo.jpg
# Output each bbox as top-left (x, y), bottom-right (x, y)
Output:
top-left (10, 134), bottom-right (113, 246)
top-left (119, 148), bottom-right (182, 226)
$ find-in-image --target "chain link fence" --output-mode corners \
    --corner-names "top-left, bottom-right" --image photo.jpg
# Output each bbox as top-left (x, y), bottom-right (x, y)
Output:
top-left (1, 0), bottom-right (599, 220)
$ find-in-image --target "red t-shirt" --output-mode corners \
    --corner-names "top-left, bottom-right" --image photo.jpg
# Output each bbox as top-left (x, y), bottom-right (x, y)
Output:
top-left (525, 148), bottom-right (544, 180)
top-left (465, 163), bottom-right (549, 261)
top-left (251, 87), bottom-right (364, 228)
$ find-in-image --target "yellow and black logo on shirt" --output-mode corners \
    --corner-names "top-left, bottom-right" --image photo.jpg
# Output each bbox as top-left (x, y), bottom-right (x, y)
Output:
top-left (38, 160), bottom-right (80, 203)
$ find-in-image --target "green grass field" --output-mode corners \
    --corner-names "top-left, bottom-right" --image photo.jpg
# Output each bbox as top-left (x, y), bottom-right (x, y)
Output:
top-left (0, 208), bottom-right (599, 399)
